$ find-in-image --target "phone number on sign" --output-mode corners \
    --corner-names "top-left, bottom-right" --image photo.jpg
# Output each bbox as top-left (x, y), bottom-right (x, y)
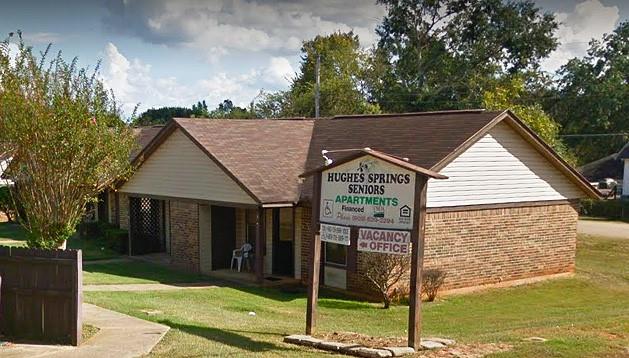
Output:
top-left (351, 214), bottom-right (394, 225)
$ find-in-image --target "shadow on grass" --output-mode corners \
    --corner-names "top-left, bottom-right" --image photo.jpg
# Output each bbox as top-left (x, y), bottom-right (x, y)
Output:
top-left (83, 256), bottom-right (380, 308)
top-left (0, 222), bottom-right (27, 244)
top-left (317, 299), bottom-right (375, 310)
top-left (83, 260), bottom-right (208, 285)
top-left (159, 319), bottom-right (290, 353)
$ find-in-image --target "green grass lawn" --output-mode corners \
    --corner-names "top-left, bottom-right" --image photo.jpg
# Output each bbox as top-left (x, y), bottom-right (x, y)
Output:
top-left (0, 221), bottom-right (121, 260)
top-left (83, 260), bottom-right (208, 285)
top-left (84, 234), bottom-right (629, 357)
top-left (0, 221), bottom-right (27, 246)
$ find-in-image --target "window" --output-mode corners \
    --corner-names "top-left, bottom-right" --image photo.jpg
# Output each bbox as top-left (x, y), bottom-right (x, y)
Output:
top-left (325, 243), bottom-right (347, 266)
top-left (278, 208), bottom-right (293, 242)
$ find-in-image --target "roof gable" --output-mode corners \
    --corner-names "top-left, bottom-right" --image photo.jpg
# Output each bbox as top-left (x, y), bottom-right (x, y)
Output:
top-left (121, 127), bottom-right (256, 204)
top-left (174, 118), bottom-right (315, 204)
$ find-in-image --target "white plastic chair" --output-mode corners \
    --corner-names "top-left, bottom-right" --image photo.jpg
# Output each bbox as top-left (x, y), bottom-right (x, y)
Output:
top-left (230, 243), bottom-right (253, 272)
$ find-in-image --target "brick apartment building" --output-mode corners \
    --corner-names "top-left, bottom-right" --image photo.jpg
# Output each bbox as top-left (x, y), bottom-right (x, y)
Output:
top-left (103, 109), bottom-right (600, 296)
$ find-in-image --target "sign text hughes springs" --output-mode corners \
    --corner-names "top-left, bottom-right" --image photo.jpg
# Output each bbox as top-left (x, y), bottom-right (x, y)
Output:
top-left (320, 157), bottom-right (416, 231)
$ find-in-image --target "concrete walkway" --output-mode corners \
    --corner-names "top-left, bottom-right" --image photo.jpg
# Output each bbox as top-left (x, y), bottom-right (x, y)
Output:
top-left (84, 282), bottom-right (218, 292)
top-left (578, 219), bottom-right (629, 239)
top-left (0, 303), bottom-right (169, 358)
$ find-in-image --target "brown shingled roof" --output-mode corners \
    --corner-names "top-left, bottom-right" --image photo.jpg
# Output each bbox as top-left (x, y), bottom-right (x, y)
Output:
top-left (174, 118), bottom-right (315, 203)
top-left (299, 110), bottom-right (505, 201)
top-left (130, 125), bottom-right (164, 161)
top-left (130, 109), bottom-right (599, 204)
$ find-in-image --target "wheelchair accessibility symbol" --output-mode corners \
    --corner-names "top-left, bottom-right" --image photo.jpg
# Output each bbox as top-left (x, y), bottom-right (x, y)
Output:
top-left (323, 200), bottom-right (334, 218)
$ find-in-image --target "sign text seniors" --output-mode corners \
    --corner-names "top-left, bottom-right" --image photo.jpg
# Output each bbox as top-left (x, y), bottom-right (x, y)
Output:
top-left (320, 157), bottom-right (416, 230)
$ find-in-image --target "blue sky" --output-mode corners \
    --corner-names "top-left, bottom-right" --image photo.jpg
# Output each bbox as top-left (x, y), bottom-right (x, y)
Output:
top-left (2, 0), bottom-right (627, 117)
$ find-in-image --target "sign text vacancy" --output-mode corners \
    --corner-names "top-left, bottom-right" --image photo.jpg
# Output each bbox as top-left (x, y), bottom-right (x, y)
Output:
top-left (358, 228), bottom-right (411, 255)
top-left (320, 156), bottom-right (415, 230)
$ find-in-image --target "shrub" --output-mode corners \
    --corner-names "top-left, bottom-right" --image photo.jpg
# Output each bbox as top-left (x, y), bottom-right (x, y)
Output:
top-left (422, 269), bottom-right (446, 302)
top-left (102, 225), bottom-right (128, 254)
top-left (580, 198), bottom-right (629, 220)
top-left (76, 221), bottom-right (128, 254)
top-left (77, 222), bottom-right (102, 239)
top-left (361, 252), bottom-right (411, 308)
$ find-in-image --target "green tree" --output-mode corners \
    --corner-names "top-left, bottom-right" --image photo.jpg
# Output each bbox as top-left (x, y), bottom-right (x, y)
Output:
top-left (133, 106), bottom-right (195, 126)
top-left (192, 100), bottom-right (210, 117)
top-left (207, 99), bottom-right (256, 119)
top-left (483, 77), bottom-right (575, 164)
top-left (254, 91), bottom-right (290, 119)
top-left (370, 0), bottom-right (558, 112)
top-left (278, 32), bottom-right (379, 117)
top-left (550, 22), bottom-right (629, 164)
top-left (0, 35), bottom-right (135, 249)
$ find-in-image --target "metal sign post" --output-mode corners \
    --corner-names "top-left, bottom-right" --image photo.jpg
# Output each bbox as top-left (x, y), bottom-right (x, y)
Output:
top-left (301, 150), bottom-right (446, 349)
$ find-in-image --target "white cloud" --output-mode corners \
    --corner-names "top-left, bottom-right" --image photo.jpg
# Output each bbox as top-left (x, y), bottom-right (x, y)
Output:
top-left (263, 57), bottom-right (294, 86)
top-left (541, 0), bottom-right (620, 72)
top-left (103, 0), bottom-right (384, 60)
top-left (100, 43), bottom-right (293, 116)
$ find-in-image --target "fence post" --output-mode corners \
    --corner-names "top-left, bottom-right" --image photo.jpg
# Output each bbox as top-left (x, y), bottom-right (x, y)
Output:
top-left (72, 250), bottom-right (82, 346)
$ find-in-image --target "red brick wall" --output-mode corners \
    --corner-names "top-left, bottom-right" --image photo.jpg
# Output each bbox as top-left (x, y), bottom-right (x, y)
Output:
top-left (300, 202), bottom-right (578, 295)
top-left (423, 202), bottom-right (578, 290)
top-left (170, 200), bottom-right (200, 272)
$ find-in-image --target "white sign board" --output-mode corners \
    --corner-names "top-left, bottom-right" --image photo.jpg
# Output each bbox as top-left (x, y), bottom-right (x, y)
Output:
top-left (358, 228), bottom-right (411, 255)
top-left (320, 156), bottom-right (415, 230)
top-left (320, 223), bottom-right (351, 246)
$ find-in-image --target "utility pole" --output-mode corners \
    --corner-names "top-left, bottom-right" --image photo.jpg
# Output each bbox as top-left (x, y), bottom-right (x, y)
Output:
top-left (315, 53), bottom-right (320, 118)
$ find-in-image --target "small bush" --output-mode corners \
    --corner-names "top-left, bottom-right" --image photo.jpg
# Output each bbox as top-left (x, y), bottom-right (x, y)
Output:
top-left (580, 198), bottom-right (629, 220)
top-left (103, 225), bottom-right (128, 254)
top-left (77, 221), bottom-right (102, 239)
top-left (361, 252), bottom-right (411, 308)
top-left (76, 221), bottom-right (128, 254)
top-left (422, 269), bottom-right (446, 302)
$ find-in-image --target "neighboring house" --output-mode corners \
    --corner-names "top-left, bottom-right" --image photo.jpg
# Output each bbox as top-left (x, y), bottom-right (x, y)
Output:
top-left (579, 142), bottom-right (628, 198)
top-left (111, 110), bottom-right (599, 296)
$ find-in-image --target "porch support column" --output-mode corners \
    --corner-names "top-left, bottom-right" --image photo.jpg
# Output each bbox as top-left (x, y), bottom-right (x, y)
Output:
top-left (255, 207), bottom-right (265, 283)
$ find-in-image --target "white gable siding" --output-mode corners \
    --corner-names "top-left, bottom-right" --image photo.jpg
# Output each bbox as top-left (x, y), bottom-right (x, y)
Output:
top-left (427, 122), bottom-right (583, 208)
top-left (623, 159), bottom-right (629, 197)
top-left (121, 129), bottom-right (256, 204)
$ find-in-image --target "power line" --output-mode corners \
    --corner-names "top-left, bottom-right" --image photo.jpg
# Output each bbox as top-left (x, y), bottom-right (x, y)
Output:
top-left (559, 133), bottom-right (629, 138)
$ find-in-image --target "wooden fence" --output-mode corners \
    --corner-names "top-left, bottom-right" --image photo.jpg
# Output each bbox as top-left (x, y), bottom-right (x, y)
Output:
top-left (0, 246), bottom-right (82, 346)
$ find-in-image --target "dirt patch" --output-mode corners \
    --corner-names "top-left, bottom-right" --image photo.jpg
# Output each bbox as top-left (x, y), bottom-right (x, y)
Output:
top-left (315, 332), bottom-right (512, 357)
top-left (316, 331), bottom-right (407, 349)
top-left (429, 343), bottom-right (512, 357)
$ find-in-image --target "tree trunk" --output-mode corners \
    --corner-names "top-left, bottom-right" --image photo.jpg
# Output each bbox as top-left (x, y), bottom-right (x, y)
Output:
top-left (382, 291), bottom-right (391, 309)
